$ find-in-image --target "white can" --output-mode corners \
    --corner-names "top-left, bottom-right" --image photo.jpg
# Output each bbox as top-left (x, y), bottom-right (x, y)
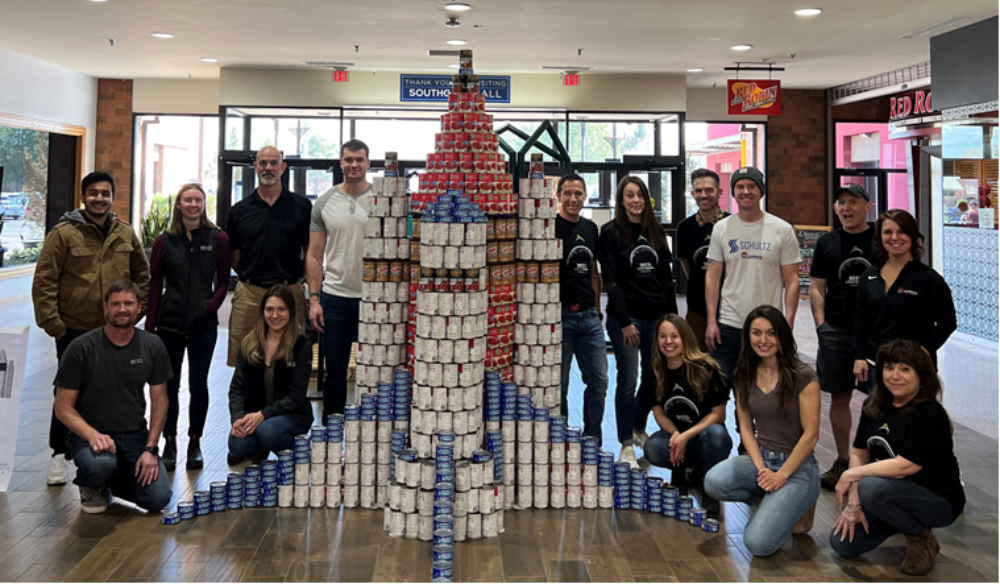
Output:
top-left (517, 463), bottom-right (533, 486)
top-left (344, 462), bottom-right (360, 485)
top-left (437, 411), bottom-right (453, 433)
top-left (599, 485), bottom-right (614, 509)
top-left (401, 486), bottom-right (417, 513)
top-left (566, 485), bottom-right (582, 508)
top-left (432, 387), bottom-right (448, 411)
top-left (583, 465), bottom-right (598, 487)
top-left (534, 463), bottom-right (549, 486)
top-left (567, 463), bottom-right (582, 485)
top-left (377, 443), bottom-right (392, 466)
top-left (523, 366), bottom-right (537, 387)
top-left (360, 484), bottom-right (376, 508)
top-left (310, 463), bottom-right (326, 485)
top-left (310, 484), bottom-right (326, 507)
top-left (583, 484), bottom-right (598, 509)
top-left (464, 384), bottom-right (479, 410)
top-left (389, 510), bottom-right (405, 538)
top-left (454, 515), bottom-right (468, 542)
top-left (516, 484), bottom-right (533, 509)
top-left (294, 485), bottom-right (309, 508)
top-left (453, 410), bottom-right (469, 435)
top-left (482, 512), bottom-right (499, 538)
top-left (533, 485), bottom-right (549, 509)
top-left (388, 482), bottom-right (402, 510)
top-left (326, 485), bottom-right (341, 508)
top-left (345, 419), bottom-right (360, 442)
top-left (327, 442), bottom-right (343, 464)
top-left (551, 443), bottom-right (566, 465)
top-left (278, 485), bottom-right (294, 508)
top-left (345, 484), bottom-right (362, 508)
top-left (360, 463), bottom-right (376, 486)
top-left (550, 486), bottom-right (566, 509)
top-left (479, 486), bottom-right (495, 514)
top-left (405, 512), bottom-right (420, 540)
top-left (421, 460), bottom-right (437, 490)
top-left (467, 513), bottom-right (482, 540)
top-left (454, 490), bottom-right (468, 517)
top-left (567, 442), bottom-right (582, 464)
top-left (361, 441), bottom-right (377, 464)
top-left (417, 488), bottom-right (435, 516)
top-left (533, 239), bottom-right (548, 260)
top-left (517, 440), bottom-right (533, 464)
top-left (453, 293), bottom-right (469, 316)
top-left (345, 440), bottom-right (360, 464)
top-left (550, 463), bottom-right (566, 486)
top-left (413, 433), bottom-right (432, 458)
top-left (418, 515), bottom-right (434, 542)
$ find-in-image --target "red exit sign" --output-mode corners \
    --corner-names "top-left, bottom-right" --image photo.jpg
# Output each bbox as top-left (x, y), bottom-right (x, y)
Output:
top-left (332, 70), bottom-right (350, 82)
top-left (563, 74), bottom-right (579, 86)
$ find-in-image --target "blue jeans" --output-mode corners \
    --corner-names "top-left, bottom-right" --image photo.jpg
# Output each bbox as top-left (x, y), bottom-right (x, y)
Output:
top-left (51, 327), bottom-right (89, 455)
top-left (710, 323), bottom-right (743, 386)
top-left (644, 423), bottom-right (732, 473)
top-left (68, 431), bottom-right (172, 513)
top-left (228, 415), bottom-right (311, 460)
top-left (705, 449), bottom-right (821, 557)
top-left (830, 476), bottom-right (958, 557)
top-left (159, 329), bottom-right (217, 437)
top-left (560, 308), bottom-right (609, 446)
top-left (606, 314), bottom-right (657, 444)
top-left (321, 292), bottom-right (360, 420)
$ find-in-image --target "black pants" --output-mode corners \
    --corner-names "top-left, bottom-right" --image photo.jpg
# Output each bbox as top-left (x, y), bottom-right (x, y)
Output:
top-left (50, 327), bottom-right (88, 455)
top-left (158, 329), bottom-right (217, 437)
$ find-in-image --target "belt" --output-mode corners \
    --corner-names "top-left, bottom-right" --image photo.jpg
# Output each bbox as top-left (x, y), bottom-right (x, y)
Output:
top-left (241, 278), bottom-right (298, 288)
top-left (562, 304), bottom-right (594, 313)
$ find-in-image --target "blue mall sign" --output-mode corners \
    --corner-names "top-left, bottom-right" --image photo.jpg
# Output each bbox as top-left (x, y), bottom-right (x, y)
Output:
top-left (400, 75), bottom-right (511, 103)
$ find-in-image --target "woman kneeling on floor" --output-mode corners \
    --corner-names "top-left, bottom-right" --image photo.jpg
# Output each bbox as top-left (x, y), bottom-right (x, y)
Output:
top-left (228, 285), bottom-right (314, 464)
top-left (831, 339), bottom-right (965, 576)
top-left (704, 305), bottom-right (821, 557)
top-left (640, 314), bottom-right (731, 514)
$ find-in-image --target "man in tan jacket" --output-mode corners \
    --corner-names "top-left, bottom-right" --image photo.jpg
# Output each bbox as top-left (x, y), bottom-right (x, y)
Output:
top-left (32, 171), bottom-right (150, 486)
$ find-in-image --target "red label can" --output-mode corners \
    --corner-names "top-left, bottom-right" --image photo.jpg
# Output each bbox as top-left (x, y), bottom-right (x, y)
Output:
top-left (469, 132), bottom-right (484, 153)
top-left (479, 174), bottom-right (493, 194)
top-left (442, 132), bottom-right (456, 153)
top-left (473, 153), bottom-right (488, 173)
top-left (463, 173), bottom-right (479, 194)
top-left (454, 132), bottom-right (469, 152)
top-left (459, 153), bottom-right (474, 173)
top-left (448, 93), bottom-right (462, 112)
top-left (444, 153), bottom-right (459, 173)
top-left (448, 173), bottom-right (463, 192)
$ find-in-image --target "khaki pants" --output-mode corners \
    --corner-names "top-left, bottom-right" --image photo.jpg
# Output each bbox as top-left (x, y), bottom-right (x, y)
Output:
top-left (685, 308), bottom-right (709, 353)
top-left (227, 280), bottom-right (307, 367)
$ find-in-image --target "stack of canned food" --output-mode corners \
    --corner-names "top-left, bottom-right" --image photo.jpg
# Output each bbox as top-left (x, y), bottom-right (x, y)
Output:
top-left (646, 477), bottom-right (664, 514)
top-left (227, 471), bottom-right (244, 509)
top-left (613, 461), bottom-right (632, 509)
top-left (629, 468), bottom-right (648, 511)
top-left (276, 449), bottom-right (295, 507)
top-left (209, 481), bottom-right (227, 512)
top-left (432, 542), bottom-right (455, 583)
top-left (242, 464), bottom-right (261, 507)
top-left (341, 404), bottom-right (361, 507)
top-left (597, 452), bottom-right (615, 508)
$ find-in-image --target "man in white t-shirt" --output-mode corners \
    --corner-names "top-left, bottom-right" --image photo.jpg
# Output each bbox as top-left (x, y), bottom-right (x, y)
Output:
top-left (306, 140), bottom-right (374, 420)
top-left (705, 166), bottom-right (800, 386)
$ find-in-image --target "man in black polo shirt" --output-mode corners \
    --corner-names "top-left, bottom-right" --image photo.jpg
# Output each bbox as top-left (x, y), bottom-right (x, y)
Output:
top-left (556, 173), bottom-right (608, 445)
top-left (676, 168), bottom-right (730, 351)
top-left (809, 183), bottom-right (875, 488)
top-left (225, 146), bottom-right (312, 366)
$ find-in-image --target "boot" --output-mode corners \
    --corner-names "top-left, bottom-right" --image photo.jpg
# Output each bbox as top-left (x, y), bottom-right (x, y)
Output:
top-left (820, 458), bottom-right (849, 490)
top-left (671, 465), bottom-right (691, 495)
top-left (186, 436), bottom-right (204, 470)
top-left (901, 529), bottom-right (939, 576)
top-left (162, 436), bottom-right (177, 472)
top-left (793, 504), bottom-right (816, 534)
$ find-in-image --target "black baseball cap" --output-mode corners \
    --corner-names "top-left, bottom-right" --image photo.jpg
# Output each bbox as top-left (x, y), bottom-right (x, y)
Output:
top-left (834, 183), bottom-right (870, 202)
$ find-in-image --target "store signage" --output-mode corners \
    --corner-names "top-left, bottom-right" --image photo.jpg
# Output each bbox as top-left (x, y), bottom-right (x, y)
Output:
top-left (332, 70), bottom-right (350, 83)
top-left (400, 75), bottom-right (511, 103)
top-left (727, 79), bottom-right (782, 115)
top-left (890, 90), bottom-right (935, 120)
top-left (563, 74), bottom-right (580, 87)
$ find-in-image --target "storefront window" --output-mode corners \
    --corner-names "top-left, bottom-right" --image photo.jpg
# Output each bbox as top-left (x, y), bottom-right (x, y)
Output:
top-left (133, 115), bottom-right (220, 229)
top-left (0, 126), bottom-right (48, 265)
top-left (352, 119), bottom-right (439, 161)
top-left (684, 122), bottom-right (767, 215)
top-left (568, 120), bottom-right (653, 162)
top-left (250, 118), bottom-right (342, 158)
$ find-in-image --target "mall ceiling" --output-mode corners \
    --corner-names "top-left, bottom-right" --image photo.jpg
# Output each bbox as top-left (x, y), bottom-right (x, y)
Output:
top-left (0, 0), bottom-right (996, 89)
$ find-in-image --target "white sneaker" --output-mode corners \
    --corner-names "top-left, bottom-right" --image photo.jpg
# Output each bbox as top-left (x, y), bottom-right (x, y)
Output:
top-left (619, 445), bottom-right (639, 469)
top-left (47, 454), bottom-right (68, 486)
top-left (633, 429), bottom-right (649, 448)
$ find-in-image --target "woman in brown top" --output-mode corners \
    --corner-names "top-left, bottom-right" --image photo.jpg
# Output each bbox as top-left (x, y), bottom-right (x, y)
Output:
top-left (704, 305), bottom-right (821, 557)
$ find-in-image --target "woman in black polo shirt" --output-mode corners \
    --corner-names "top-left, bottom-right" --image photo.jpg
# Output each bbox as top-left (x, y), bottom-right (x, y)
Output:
top-left (228, 285), bottom-right (314, 464)
top-left (853, 209), bottom-right (956, 388)
top-left (831, 340), bottom-right (964, 576)
top-left (640, 314), bottom-right (731, 512)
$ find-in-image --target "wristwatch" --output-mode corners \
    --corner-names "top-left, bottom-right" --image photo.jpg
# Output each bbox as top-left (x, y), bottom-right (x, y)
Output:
top-left (144, 445), bottom-right (159, 456)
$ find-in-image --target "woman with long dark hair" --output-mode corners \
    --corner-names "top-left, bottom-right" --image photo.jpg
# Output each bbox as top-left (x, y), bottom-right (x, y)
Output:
top-left (853, 209), bottom-right (956, 389)
top-left (146, 183), bottom-right (230, 471)
top-left (704, 305), bottom-right (821, 557)
top-left (597, 176), bottom-right (678, 467)
top-left (641, 314), bottom-right (731, 513)
top-left (228, 285), bottom-right (314, 464)
top-left (831, 340), bottom-right (964, 576)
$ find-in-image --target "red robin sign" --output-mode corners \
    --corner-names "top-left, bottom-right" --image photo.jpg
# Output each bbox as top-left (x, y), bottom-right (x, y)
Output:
top-left (727, 79), bottom-right (782, 115)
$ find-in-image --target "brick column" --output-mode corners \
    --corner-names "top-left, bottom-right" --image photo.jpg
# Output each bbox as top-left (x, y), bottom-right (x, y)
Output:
top-left (766, 89), bottom-right (827, 226)
top-left (95, 79), bottom-right (133, 220)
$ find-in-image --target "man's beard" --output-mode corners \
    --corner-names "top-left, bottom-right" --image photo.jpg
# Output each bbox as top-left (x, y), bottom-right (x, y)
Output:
top-left (109, 314), bottom-right (137, 329)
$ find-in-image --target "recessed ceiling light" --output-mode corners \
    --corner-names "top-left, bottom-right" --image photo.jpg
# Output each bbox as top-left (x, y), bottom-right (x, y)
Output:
top-left (88, 0), bottom-right (108, 3)
top-left (706, 37), bottom-right (721, 41)
top-left (151, 32), bottom-right (174, 39)
top-left (445, 2), bottom-right (471, 11)
top-left (687, 68), bottom-right (705, 72)
top-left (795, 8), bottom-right (822, 16)
top-left (446, 39), bottom-right (467, 45)
top-left (448, 63), bottom-right (461, 68)
top-left (731, 44), bottom-right (753, 51)
top-left (201, 57), bottom-right (219, 63)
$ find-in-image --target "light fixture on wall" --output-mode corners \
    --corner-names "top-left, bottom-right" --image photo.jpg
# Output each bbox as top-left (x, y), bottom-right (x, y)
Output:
top-left (151, 32), bottom-right (174, 39)
top-left (795, 8), bottom-right (822, 16)
top-left (445, 2), bottom-right (472, 11)
top-left (731, 44), bottom-right (752, 51)
top-left (446, 39), bottom-right (467, 45)
top-left (687, 67), bottom-right (705, 72)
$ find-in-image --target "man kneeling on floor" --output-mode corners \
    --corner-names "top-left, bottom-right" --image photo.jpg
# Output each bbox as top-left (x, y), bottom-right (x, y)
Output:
top-left (54, 279), bottom-right (173, 514)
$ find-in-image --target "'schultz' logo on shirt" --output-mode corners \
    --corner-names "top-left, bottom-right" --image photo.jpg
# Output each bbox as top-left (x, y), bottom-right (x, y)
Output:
top-left (130, 358), bottom-right (143, 365)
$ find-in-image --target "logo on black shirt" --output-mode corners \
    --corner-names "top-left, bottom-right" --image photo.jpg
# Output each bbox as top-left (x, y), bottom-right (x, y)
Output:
top-left (866, 423), bottom-right (895, 461)
top-left (130, 358), bottom-right (143, 365)
top-left (838, 256), bottom-right (872, 287)
top-left (897, 288), bottom-right (918, 296)
top-left (664, 386), bottom-right (700, 431)
top-left (566, 245), bottom-right (594, 275)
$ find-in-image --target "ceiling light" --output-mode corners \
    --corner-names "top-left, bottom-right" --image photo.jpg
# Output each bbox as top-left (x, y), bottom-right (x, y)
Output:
top-left (687, 68), bottom-right (705, 72)
top-left (795, 8), bottom-right (822, 16)
top-left (201, 57), bottom-right (219, 63)
top-left (446, 39), bottom-right (467, 45)
top-left (88, 0), bottom-right (108, 3)
top-left (448, 63), bottom-right (461, 68)
top-left (541, 65), bottom-right (592, 71)
top-left (445, 2), bottom-right (471, 11)
top-left (304, 61), bottom-right (356, 67)
top-left (731, 44), bottom-right (753, 51)
top-left (899, 17), bottom-right (968, 39)
top-left (151, 32), bottom-right (174, 39)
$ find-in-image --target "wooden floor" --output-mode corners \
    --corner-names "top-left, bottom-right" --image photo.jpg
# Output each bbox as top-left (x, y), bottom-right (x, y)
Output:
top-left (3, 336), bottom-right (997, 583)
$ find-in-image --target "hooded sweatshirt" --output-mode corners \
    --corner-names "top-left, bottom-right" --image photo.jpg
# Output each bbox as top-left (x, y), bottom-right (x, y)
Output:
top-left (32, 210), bottom-right (150, 338)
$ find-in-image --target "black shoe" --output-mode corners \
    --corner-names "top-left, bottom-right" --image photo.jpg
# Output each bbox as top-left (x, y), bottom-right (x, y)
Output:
top-left (700, 491), bottom-right (720, 516)
top-left (671, 466), bottom-right (690, 494)
top-left (162, 436), bottom-right (177, 472)
top-left (686, 467), bottom-right (706, 486)
top-left (186, 436), bottom-right (204, 470)
top-left (820, 458), bottom-right (849, 490)
top-left (227, 453), bottom-right (244, 466)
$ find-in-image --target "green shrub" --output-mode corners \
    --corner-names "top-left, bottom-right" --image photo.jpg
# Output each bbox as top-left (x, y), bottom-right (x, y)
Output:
top-left (3, 245), bottom-right (42, 266)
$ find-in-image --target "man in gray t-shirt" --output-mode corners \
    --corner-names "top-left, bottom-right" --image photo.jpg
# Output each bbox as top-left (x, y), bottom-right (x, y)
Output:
top-left (705, 167), bottom-right (801, 385)
top-left (305, 139), bottom-right (374, 420)
top-left (54, 280), bottom-right (173, 515)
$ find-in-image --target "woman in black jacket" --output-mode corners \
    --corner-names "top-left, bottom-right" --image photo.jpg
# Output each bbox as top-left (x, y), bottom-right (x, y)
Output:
top-left (146, 183), bottom-right (231, 471)
top-left (228, 285), bottom-right (314, 465)
top-left (853, 210), bottom-right (956, 390)
top-left (597, 176), bottom-right (678, 467)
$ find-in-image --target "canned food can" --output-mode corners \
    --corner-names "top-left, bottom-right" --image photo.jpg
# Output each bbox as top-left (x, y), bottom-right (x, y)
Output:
top-left (344, 484), bottom-right (360, 508)
top-left (405, 512), bottom-right (420, 540)
top-left (162, 512), bottom-right (180, 525)
top-left (690, 507), bottom-right (707, 527)
top-left (467, 512), bottom-right (482, 540)
top-left (482, 512), bottom-right (499, 538)
top-left (432, 561), bottom-right (454, 581)
top-left (702, 518), bottom-right (720, 533)
top-left (419, 515), bottom-right (435, 542)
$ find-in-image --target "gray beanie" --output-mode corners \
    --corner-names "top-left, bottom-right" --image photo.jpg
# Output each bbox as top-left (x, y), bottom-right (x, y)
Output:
top-left (730, 166), bottom-right (765, 195)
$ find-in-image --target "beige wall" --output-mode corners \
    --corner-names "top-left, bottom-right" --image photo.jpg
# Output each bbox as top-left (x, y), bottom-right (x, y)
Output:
top-left (216, 68), bottom-right (687, 111)
top-left (685, 87), bottom-right (768, 122)
top-left (133, 79), bottom-right (220, 114)
top-left (0, 47), bottom-right (97, 171)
